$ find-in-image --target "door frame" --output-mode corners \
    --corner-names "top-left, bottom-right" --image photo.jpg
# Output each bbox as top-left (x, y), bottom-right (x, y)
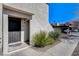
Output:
top-left (3, 14), bottom-right (8, 55)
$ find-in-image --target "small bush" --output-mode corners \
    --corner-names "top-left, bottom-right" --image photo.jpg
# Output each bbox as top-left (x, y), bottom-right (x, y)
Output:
top-left (48, 30), bottom-right (61, 40)
top-left (32, 31), bottom-right (47, 47)
top-left (32, 31), bottom-right (55, 47)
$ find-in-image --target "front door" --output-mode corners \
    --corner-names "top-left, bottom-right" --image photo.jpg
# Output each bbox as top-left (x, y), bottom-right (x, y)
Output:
top-left (8, 17), bottom-right (21, 44)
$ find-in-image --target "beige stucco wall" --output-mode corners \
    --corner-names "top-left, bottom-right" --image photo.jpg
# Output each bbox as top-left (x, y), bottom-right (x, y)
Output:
top-left (3, 3), bottom-right (54, 44)
top-left (0, 4), bottom-right (2, 55)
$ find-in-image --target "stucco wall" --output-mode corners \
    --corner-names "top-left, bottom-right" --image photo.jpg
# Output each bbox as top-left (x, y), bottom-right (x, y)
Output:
top-left (2, 4), bottom-right (53, 45)
top-left (0, 4), bottom-right (2, 55)
top-left (3, 3), bottom-right (54, 44)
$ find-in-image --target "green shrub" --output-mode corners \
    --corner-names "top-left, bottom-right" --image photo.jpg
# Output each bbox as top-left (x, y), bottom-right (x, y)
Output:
top-left (45, 37), bottom-right (55, 45)
top-left (32, 31), bottom-right (47, 47)
top-left (32, 31), bottom-right (55, 47)
top-left (48, 30), bottom-right (61, 40)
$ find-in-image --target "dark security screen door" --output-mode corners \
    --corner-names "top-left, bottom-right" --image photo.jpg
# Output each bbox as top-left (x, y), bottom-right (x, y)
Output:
top-left (8, 17), bottom-right (21, 43)
top-left (9, 17), bottom-right (21, 31)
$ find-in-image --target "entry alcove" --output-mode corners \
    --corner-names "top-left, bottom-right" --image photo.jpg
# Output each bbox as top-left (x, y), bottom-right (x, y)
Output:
top-left (2, 5), bottom-right (33, 55)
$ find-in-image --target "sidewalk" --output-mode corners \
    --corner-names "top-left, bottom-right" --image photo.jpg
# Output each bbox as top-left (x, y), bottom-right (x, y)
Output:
top-left (8, 38), bottom-right (78, 56)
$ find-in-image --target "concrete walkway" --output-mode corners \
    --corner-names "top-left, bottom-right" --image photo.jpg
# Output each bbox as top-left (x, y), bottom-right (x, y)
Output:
top-left (7, 38), bottom-right (78, 56)
top-left (72, 42), bottom-right (79, 56)
top-left (8, 43), bottom-right (28, 52)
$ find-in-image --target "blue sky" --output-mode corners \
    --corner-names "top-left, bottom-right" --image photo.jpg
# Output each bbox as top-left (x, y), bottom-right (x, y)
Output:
top-left (48, 3), bottom-right (79, 24)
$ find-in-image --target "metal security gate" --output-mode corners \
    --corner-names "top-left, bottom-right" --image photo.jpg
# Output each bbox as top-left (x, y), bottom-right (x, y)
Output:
top-left (8, 31), bottom-right (21, 43)
top-left (8, 17), bottom-right (21, 44)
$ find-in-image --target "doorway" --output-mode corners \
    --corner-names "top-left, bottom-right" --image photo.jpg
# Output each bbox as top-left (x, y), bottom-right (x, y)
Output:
top-left (8, 16), bottom-right (30, 52)
top-left (8, 17), bottom-right (21, 44)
